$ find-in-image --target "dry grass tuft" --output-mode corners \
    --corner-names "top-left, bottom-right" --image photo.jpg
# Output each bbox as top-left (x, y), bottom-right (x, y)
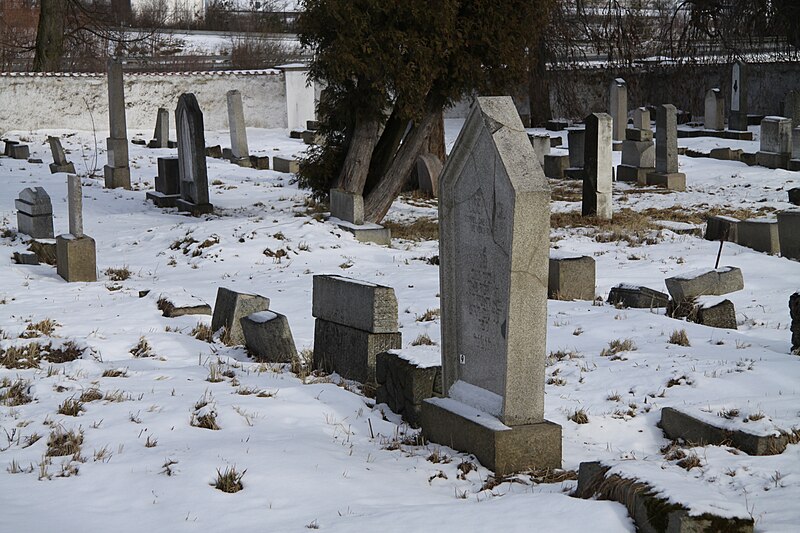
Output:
top-left (291, 348), bottom-right (313, 381)
top-left (213, 466), bottom-right (245, 493)
top-left (191, 393), bottom-right (220, 430)
top-left (600, 338), bottom-right (637, 357)
top-left (79, 388), bottom-right (103, 403)
top-left (677, 453), bottom-right (703, 470)
top-left (130, 336), bottom-right (153, 358)
top-left (383, 217), bottom-right (438, 241)
top-left (0, 377), bottom-right (33, 406)
top-left (0, 342), bottom-right (43, 369)
top-left (46, 427), bottom-right (84, 457)
top-left (191, 323), bottom-right (214, 343)
top-left (102, 368), bottom-right (128, 378)
top-left (415, 308), bottom-right (440, 322)
top-left (57, 398), bottom-right (84, 416)
top-left (104, 266), bottom-right (131, 281)
top-left (411, 333), bottom-right (435, 346)
top-left (45, 341), bottom-right (84, 363)
top-left (668, 329), bottom-right (691, 347)
top-left (19, 318), bottom-right (60, 339)
top-left (569, 408), bottom-right (589, 424)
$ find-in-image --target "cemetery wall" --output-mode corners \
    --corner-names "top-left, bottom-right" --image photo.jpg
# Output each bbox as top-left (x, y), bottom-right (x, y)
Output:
top-left (0, 70), bottom-right (287, 132)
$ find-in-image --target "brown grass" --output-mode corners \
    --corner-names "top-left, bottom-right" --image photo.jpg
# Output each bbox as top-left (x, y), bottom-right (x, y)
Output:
top-left (569, 408), bottom-right (589, 424)
top-left (20, 319), bottom-right (59, 338)
top-left (600, 338), bottom-right (637, 357)
top-left (57, 398), bottom-right (84, 416)
top-left (0, 377), bottom-right (33, 406)
top-left (130, 336), bottom-right (153, 358)
top-left (411, 333), bottom-right (435, 346)
top-left (213, 466), bottom-right (245, 493)
top-left (383, 218), bottom-right (438, 241)
top-left (668, 329), bottom-right (691, 347)
top-left (46, 427), bottom-right (83, 457)
top-left (191, 323), bottom-right (214, 343)
top-left (104, 266), bottom-right (131, 281)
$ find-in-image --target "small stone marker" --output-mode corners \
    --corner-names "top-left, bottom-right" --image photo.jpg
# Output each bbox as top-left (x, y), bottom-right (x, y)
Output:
top-left (104, 59), bottom-right (131, 190)
top-left (211, 287), bottom-right (270, 346)
top-left (273, 156), bottom-right (300, 173)
top-left (617, 129), bottom-right (655, 183)
top-left (756, 116), bottom-right (792, 169)
top-left (543, 154), bottom-right (570, 179)
top-left (729, 60), bottom-right (749, 131)
top-left (704, 215), bottom-right (738, 242)
top-left (530, 134), bottom-right (550, 167)
top-left (175, 93), bottom-right (213, 215)
top-left (16, 187), bottom-right (54, 239)
top-left (691, 298), bottom-right (737, 329)
top-left (10, 144), bottom-right (30, 159)
top-left (646, 104), bottom-right (686, 191)
top-left (582, 112), bottom-right (613, 219)
top-left (607, 284), bottom-right (669, 308)
top-left (329, 189), bottom-right (364, 225)
top-left (3, 139), bottom-right (19, 156)
top-left (790, 292), bottom-right (800, 353)
top-left (56, 175), bottom-right (97, 282)
top-left (376, 347), bottom-right (442, 427)
top-left (548, 253), bottom-right (595, 300)
top-left (704, 88), bottom-right (725, 130)
top-left (777, 210), bottom-right (800, 260)
top-left (48, 137), bottom-right (75, 174)
top-left (665, 266), bottom-right (744, 302)
top-left (312, 275), bottom-right (401, 383)
top-left (737, 218), bottom-right (780, 255)
top-left (226, 90), bottom-right (251, 167)
top-left (250, 155), bottom-right (270, 170)
top-left (632, 107), bottom-right (650, 130)
top-left (241, 311), bottom-right (297, 363)
top-left (609, 78), bottom-right (627, 142)
top-left (789, 187), bottom-right (800, 206)
top-left (146, 156), bottom-right (181, 208)
top-left (420, 96), bottom-right (561, 476)
top-left (148, 108), bottom-right (175, 149)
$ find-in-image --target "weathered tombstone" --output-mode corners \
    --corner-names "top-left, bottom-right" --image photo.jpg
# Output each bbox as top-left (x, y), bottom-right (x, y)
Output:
top-left (756, 117), bottom-right (792, 169)
top-left (273, 156), bottom-right (299, 173)
top-left (226, 90), bottom-right (251, 167)
top-left (632, 107), bottom-right (650, 130)
top-left (607, 284), bottom-right (669, 308)
top-left (704, 88), bottom-right (725, 130)
top-left (146, 156), bottom-right (181, 208)
top-left (548, 253), bottom-right (595, 300)
top-left (48, 137), bottom-right (75, 174)
top-left (175, 93), bottom-right (213, 215)
top-left (241, 311), bottom-right (297, 363)
top-left (530, 134), bottom-right (550, 167)
top-left (792, 126), bottom-right (800, 171)
top-left (211, 287), bottom-right (270, 346)
top-left (327, 189), bottom-right (391, 245)
top-left (665, 267), bottom-right (744, 302)
top-left (567, 127), bottom-right (585, 168)
top-left (147, 108), bottom-right (174, 149)
top-left (543, 154), bottom-right (570, 179)
top-left (3, 139), bottom-right (19, 156)
top-left (376, 347), bottom-right (442, 427)
top-left (609, 78), bottom-right (627, 142)
top-left (705, 215), bottom-right (739, 242)
top-left (312, 275), bottom-right (401, 384)
top-left (617, 127), bottom-right (655, 183)
top-left (9, 144), bottom-right (29, 159)
top-left (420, 96), bottom-right (561, 476)
top-left (16, 187), bottom-right (54, 238)
top-left (104, 59), bottom-right (131, 190)
top-left (56, 175), bottom-right (97, 282)
top-left (582, 112), bottom-right (613, 219)
top-left (777, 210), bottom-right (800, 261)
top-left (729, 60), bottom-right (748, 131)
top-left (646, 104), bottom-right (686, 191)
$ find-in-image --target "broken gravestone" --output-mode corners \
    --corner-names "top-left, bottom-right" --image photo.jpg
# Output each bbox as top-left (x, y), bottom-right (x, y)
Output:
top-left (48, 137), bottom-right (75, 174)
top-left (211, 287), bottom-right (270, 346)
top-left (56, 175), bottom-right (97, 282)
top-left (16, 187), bottom-right (54, 239)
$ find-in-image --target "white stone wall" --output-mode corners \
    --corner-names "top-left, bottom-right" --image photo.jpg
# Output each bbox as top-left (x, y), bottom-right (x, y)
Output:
top-left (0, 70), bottom-right (288, 132)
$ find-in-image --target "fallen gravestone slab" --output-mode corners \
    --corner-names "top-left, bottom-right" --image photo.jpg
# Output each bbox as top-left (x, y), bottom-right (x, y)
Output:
top-left (376, 346), bottom-right (442, 427)
top-left (211, 287), bottom-right (270, 345)
top-left (156, 292), bottom-right (212, 318)
top-left (241, 311), bottom-right (296, 363)
top-left (13, 251), bottom-right (39, 265)
top-left (28, 239), bottom-right (56, 265)
top-left (665, 266), bottom-right (744, 301)
top-left (607, 284), bottom-right (669, 308)
top-left (690, 297), bottom-right (737, 329)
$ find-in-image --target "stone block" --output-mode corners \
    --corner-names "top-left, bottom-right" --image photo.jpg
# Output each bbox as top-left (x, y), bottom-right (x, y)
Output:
top-left (13, 252), bottom-right (39, 265)
top-left (307, 120), bottom-right (319, 131)
top-left (661, 407), bottom-right (794, 456)
top-left (665, 266), bottom-right (744, 301)
top-left (791, 292), bottom-right (800, 352)
top-left (691, 299), bottom-right (737, 329)
top-left (49, 162), bottom-right (76, 174)
top-left (646, 171), bottom-right (686, 191)
top-left (273, 156), bottom-right (300, 173)
top-left (615, 165), bottom-right (652, 183)
top-left (420, 398), bottom-right (562, 476)
top-left (789, 188), bottom-right (800, 206)
top-left (624, 128), bottom-right (652, 142)
top-left (335, 220), bottom-right (392, 245)
top-left (104, 165), bottom-right (131, 190)
top-left (756, 151), bottom-right (791, 169)
top-left (709, 147), bottom-right (743, 161)
top-left (241, 311), bottom-right (297, 363)
top-left (10, 144), bottom-right (30, 159)
top-left (737, 218), bottom-right (780, 254)
top-left (3, 139), bottom-right (19, 155)
top-left (312, 274), bottom-right (398, 333)
top-left (16, 212), bottom-right (54, 239)
top-left (330, 188), bottom-right (364, 225)
top-left (28, 239), bottom-right (56, 265)
top-left (211, 287), bottom-right (270, 346)
top-left (289, 130), bottom-right (303, 139)
top-left (760, 116), bottom-right (792, 153)
top-left (158, 300), bottom-right (211, 318)
top-left (56, 235), bottom-right (97, 282)
top-left (543, 154), bottom-right (569, 179)
top-left (250, 155), bottom-right (270, 170)
top-left (621, 139), bottom-right (654, 168)
top-left (777, 210), bottom-right (800, 260)
top-left (607, 284), bottom-right (669, 308)
top-left (105, 137), bottom-right (129, 168)
top-left (567, 127), bottom-right (585, 168)
top-left (313, 318), bottom-right (401, 384)
top-left (175, 199), bottom-right (213, 216)
top-left (205, 145), bottom-right (223, 158)
top-left (548, 254), bottom-right (595, 300)
top-left (146, 191), bottom-right (179, 208)
top-left (156, 157), bottom-right (180, 195)
top-left (704, 215), bottom-right (739, 242)
top-left (376, 351), bottom-right (442, 427)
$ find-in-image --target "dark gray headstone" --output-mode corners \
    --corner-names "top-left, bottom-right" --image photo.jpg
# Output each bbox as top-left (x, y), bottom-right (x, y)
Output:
top-left (175, 93), bottom-right (212, 215)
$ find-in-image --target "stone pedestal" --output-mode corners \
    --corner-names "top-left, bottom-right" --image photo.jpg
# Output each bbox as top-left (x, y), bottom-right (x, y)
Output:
top-left (543, 154), bottom-right (569, 179)
top-left (376, 351), bottom-right (442, 427)
top-left (175, 199), bottom-right (213, 216)
top-left (548, 254), bottom-right (595, 300)
top-left (313, 319), bottom-right (401, 384)
top-left (10, 144), bottom-right (29, 159)
top-left (332, 219), bottom-right (392, 245)
top-left (104, 165), bottom-right (131, 190)
top-left (737, 218), bottom-right (780, 254)
top-left (56, 235), bottom-right (97, 282)
top-left (645, 171), bottom-right (686, 191)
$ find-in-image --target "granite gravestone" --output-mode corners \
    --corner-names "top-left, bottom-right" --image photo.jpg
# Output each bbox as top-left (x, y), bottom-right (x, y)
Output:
top-left (420, 96), bottom-right (561, 476)
top-left (583, 113), bottom-right (613, 219)
top-left (104, 59), bottom-right (131, 190)
top-left (609, 78), bottom-right (627, 142)
top-left (16, 187), bottom-right (54, 238)
top-left (647, 104), bottom-right (686, 191)
top-left (175, 93), bottom-right (213, 215)
top-left (48, 137), bottom-right (75, 174)
top-left (226, 90), bottom-right (251, 167)
top-left (56, 175), bottom-right (97, 282)
top-left (729, 60), bottom-right (748, 131)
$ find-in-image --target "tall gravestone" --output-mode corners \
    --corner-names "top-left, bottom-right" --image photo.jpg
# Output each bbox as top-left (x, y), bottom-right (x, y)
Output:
top-left (609, 78), bottom-right (627, 142)
top-left (226, 90), bottom-right (251, 167)
top-left (647, 104), bottom-right (686, 191)
top-left (583, 113), bottom-right (613, 219)
top-left (175, 93), bottom-right (213, 215)
top-left (104, 59), bottom-right (131, 190)
top-left (148, 108), bottom-right (173, 148)
top-left (420, 96), bottom-right (561, 476)
top-left (704, 88), bottom-right (725, 130)
top-left (56, 175), bottom-right (97, 282)
top-left (729, 60), bottom-right (748, 132)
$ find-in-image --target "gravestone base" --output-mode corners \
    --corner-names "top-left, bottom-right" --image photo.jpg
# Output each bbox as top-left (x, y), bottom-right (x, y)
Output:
top-left (709, 147), bottom-right (743, 161)
top-left (737, 219), bottom-right (780, 254)
top-left (646, 171), bottom-right (686, 191)
top-left (564, 167), bottom-right (585, 180)
top-left (17, 212), bottom-right (54, 239)
top-left (56, 235), bottom-right (97, 282)
top-left (273, 156), bottom-right (300, 173)
top-left (543, 154), bottom-right (569, 179)
top-left (420, 398), bottom-right (562, 476)
top-left (147, 139), bottom-right (177, 149)
top-left (376, 351), bottom-right (442, 428)
top-left (607, 284), bottom-right (669, 308)
top-left (756, 151), bottom-right (791, 169)
top-left (49, 162), bottom-right (76, 174)
top-left (10, 144), bottom-right (30, 159)
top-left (705, 215), bottom-right (739, 241)
top-left (548, 255), bottom-right (595, 300)
top-left (250, 155), bottom-right (270, 170)
top-left (313, 318), bottom-right (401, 384)
top-left (146, 191), bottom-right (180, 208)
top-left (104, 165), bottom-right (131, 190)
top-left (616, 164), bottom-right (653, 183)
top-left (789, 159), bottom-right (800, 171)
top-left (241, 311), bottom-right (297, 363)
top-left (176, 199), bottom-right (214, 216)
top-left (331, 218), bottom-right (391, 245)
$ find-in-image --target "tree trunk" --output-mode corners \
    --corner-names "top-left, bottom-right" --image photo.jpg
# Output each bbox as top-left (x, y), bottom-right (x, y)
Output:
top-left (336, 114), bottom-right (381, 195)
top-left (364, 105), bottom-right (441, 223)
top-left (425, 111), bottom-right (446, 161)
top-left (33, 0), bottom-right (67, 72)
top-left (528, 37), bottom-right (551, 126)
top-left (364, 107), bottom-right (409, 195)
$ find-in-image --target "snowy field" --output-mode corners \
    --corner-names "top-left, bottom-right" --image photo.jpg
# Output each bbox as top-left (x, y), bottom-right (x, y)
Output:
top-left (0, 120), bottom-right (798, 532)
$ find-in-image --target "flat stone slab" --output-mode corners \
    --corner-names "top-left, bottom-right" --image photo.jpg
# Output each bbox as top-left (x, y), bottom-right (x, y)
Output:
top-left (661, 406), bottom-right (798, 456)
top-left (273, 156), bottom-right (300, 173)
top-left (176, 199), bottom-right (213, 216)
top-left (312, 274), bottom-right (398, 333)
top-left (676, 129), bottom-right (753, 140)
top-left (665, 266), bottom-right (744, 301)
top-left (331, 218), bottom-right (391, 245)
top-left (313, 318), bottom-right (401, 384)
top-left (146, 191), bottom-right (180, 208)
top-left (241, 311), bottom-right (297, 363)
top-left (211, 287), bottom-right (270, 345)
top-left (607, 284), bottom-right (669, 308)
top-left (737, 218), bottom-right (780, 255)
top-left (577, 461), bottom-right (754, 532)
top-left (548, 253), bottom-right (595, 300)
top-left (376, 348), bottom-right (442, 427)
top-left (705, 215), bottom-right (739, 242)
top-left (420, 397), bottom-right (562, 476)
top-left (13, 251), bottom-right (39, 265)
top-left (646, 171), bottom-right (686, 191)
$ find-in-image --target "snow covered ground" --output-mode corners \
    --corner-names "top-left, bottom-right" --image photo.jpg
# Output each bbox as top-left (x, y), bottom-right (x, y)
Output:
top-left (0, 121), bottom-right (798, 532)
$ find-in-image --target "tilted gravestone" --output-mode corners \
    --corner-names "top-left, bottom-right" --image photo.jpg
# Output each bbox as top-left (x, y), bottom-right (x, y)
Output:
top-left (729, 60), bottom-right (748, 132)
top-left (704, 88), bottom-right (725, 131)
top-left (582, 112), bottom-right (613, 220)
top-left (609, 78), bottom-right (627, 142)
top-left (226, 90), bottom-right (251, 167)
top-left (56, 175), bottom-right (97, 282)
top-left (175, 93), bottom-right (213, 215)
top-left (646, 104), bottom-right (686, 191)
top-left (420, 96), bottom-right (561, 476)
top-left (104, 58), bottom-right (131, 190)
top-left (48, 137), bottom-right (75, 174)
top-left (16, 187), bottom-right (54, 239)
top-left (148, 108), bottom-right (175, 149)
